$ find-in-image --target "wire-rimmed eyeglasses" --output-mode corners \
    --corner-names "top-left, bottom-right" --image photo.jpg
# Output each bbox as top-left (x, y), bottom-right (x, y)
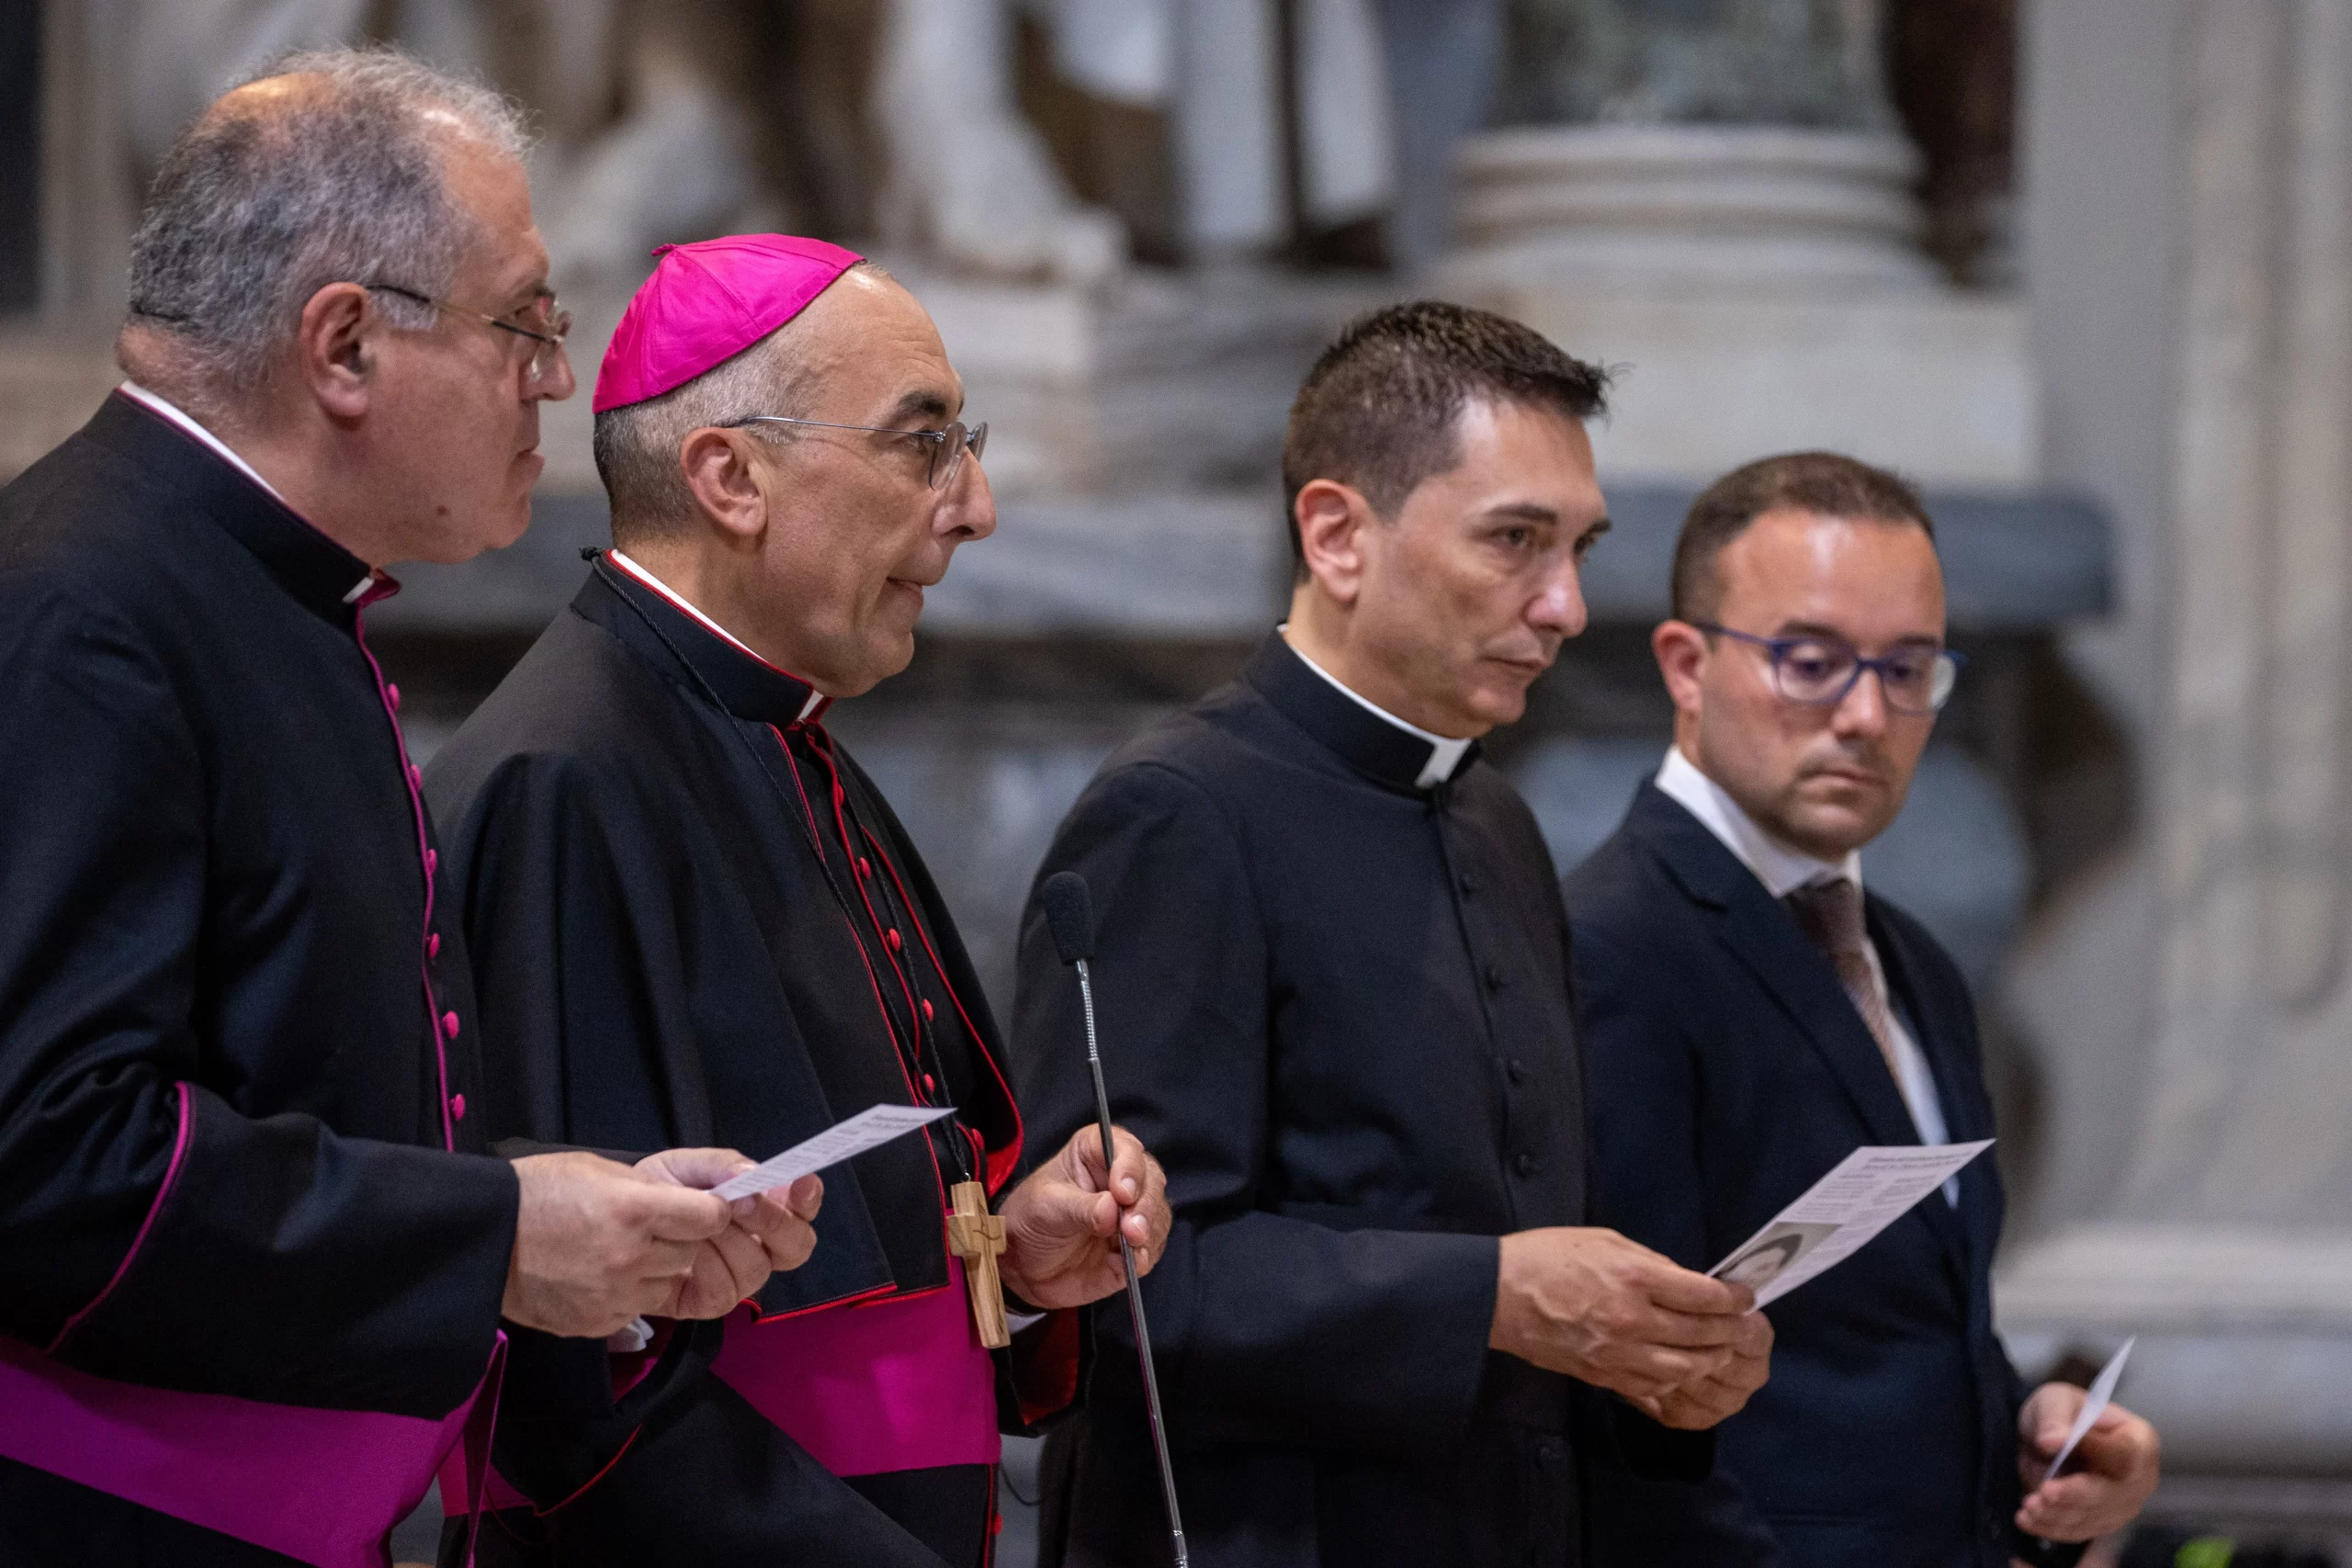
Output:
top-left (724, 415), bottom-right (988, 491)
top-left (366, 283), bottom-right (571, 389)
top-left (1690, 622), bottom-right (1964, 715)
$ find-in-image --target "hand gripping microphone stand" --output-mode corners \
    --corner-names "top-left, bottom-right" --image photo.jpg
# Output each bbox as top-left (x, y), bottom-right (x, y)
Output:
top-left (1039, 870), bottom-right (1189, 1568)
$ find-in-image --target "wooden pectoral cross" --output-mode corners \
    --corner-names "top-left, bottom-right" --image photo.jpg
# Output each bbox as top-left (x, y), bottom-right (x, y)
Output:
top-left (946, 1179), bottom-right (1012, 1348)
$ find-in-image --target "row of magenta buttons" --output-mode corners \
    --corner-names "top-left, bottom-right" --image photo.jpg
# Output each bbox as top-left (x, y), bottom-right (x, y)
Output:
top-left (380, 672), bottom-right (465, 1126)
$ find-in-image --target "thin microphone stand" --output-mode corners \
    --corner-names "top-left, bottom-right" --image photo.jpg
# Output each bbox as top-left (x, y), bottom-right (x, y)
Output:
top-left (1073, 954), bottom-right (1189, 1568)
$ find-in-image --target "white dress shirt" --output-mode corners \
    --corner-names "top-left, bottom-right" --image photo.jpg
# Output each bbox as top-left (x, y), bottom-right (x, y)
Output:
top-left (1279, 628), bottom-right (1474, 789)
top-left (1654, 747), bottom-right (1956, 1199)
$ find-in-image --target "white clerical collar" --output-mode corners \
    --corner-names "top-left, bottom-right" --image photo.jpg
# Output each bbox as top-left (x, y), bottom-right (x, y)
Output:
top-left (1655, 744), bottom-right (1862, 899)
top-left (1279, 626), bottom-right (1474, 789)
top-left (606, 549), bottom-right (828, 721)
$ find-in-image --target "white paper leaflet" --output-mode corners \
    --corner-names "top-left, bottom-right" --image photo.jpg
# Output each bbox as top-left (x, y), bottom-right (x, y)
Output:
top-left (2043, 1337), bottom-right (2135, 1481)
top-left (710, 1104), bottom-right (955, 1201)
top-left (1708, 1140), bottom-right (1995, 1308)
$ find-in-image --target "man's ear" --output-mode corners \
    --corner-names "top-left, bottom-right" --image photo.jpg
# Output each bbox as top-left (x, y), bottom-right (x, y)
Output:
top-left (295, 283), bottom-right (376, 422)
top-left (678, 428), bottom-right (771, 543)
top-left (1294, 479), bottom-right (1374, 606)
top-left (1653, 619), bottom-right (1711, 720)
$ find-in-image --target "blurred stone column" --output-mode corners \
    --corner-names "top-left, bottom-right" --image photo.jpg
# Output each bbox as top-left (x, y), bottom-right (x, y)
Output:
top-left (1999, 0), bottom-right (2352, 1490)
top-left (1458, 0), bottom-right (1931, 290)
top-left (1440, 0), bottom-right (2038, 492)
top-left (36, 0), bottom-right (138, 326)
top-left (1372, 0), bottom-right (1503, 274)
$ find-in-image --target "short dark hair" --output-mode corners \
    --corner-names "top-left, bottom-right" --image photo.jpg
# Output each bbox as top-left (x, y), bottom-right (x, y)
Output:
top-left (1671, 452), bottom-right (1935, 623)
top-left (1281, 300), bottom-right (1610, 575)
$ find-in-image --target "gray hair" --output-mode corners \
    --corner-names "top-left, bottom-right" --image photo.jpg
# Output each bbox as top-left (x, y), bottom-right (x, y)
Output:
top-left (593, 262), bottom-right (887, 545)
top-left (120, 46), bottom-right (533, 418)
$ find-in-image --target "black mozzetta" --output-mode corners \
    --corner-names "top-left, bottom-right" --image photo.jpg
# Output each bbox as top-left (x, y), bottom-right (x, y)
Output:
top-left (425, 558), bottom-right (1063, 1567)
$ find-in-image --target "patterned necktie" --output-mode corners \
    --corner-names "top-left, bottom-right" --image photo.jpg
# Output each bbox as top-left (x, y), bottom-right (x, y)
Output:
top-left (1782, 876), bottom-right (1903, 1085)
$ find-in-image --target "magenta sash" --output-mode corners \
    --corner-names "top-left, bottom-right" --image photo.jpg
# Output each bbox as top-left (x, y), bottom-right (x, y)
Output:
top-left (0, 1331), bottom-right (504, 1568)
top-left (711, 1257), bottom-right (1001, 1477)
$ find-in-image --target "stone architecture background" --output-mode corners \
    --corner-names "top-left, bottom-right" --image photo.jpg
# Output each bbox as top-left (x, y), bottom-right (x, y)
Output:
top-left (6, 1), bottom-right (2350, 1560)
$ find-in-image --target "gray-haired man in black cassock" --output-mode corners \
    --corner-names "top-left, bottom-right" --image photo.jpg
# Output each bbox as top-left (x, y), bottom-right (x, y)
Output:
top-left (1011, 302), bottom-right (1776, 1568)
top-left (0, 51), bottom-right (815, 1568)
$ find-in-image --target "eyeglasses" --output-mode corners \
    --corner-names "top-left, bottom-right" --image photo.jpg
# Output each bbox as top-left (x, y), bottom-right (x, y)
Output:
top-left (367, 284), bottom-right (571, 389)
top-left (724, 415), bottom-right (988, 491)
top-left (1690, 622), bottom-right (1964, 715)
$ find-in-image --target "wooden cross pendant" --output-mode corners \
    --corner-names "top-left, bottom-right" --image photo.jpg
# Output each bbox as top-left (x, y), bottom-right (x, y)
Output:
top-left (946, 1180), bottom-right (1012, 1348)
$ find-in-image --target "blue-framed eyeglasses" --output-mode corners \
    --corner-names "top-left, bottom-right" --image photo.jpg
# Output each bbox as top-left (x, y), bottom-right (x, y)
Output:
top-left (1690, 622), bottom-right (1964, 715)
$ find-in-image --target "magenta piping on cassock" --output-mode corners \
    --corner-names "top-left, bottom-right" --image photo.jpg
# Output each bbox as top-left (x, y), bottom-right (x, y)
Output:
top-left (46, 1080), bottom-right (193, 1356)
top-left (447, 1262), bottom-right (1001, 1517)
top-left (352, 588), bottom-right (458, 1152)
top-left (0, 1331), bottom-right (506, 1568)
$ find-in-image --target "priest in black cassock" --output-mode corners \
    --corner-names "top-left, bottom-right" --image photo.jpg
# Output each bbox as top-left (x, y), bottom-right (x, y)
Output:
top-left (0, 52), bottom-right (812, 1568)
top-left (1011, 303), bottom-right (1779, 1568)
top-left (425, 234), bottom-right (1172, 1567)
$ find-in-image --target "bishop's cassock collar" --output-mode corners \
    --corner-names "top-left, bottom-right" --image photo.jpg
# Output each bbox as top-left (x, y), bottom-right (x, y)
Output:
top-left (1243, 630), bottom-right (1480, 795)
top-left (94, 390), bottom-right (384, 618)
top-left (583, 550), bottom-right (831, 728)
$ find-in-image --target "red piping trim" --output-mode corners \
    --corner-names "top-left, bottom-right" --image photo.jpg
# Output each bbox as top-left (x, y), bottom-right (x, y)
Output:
top-left (855, 813), bottom-right (1025, 1192)
top-left (750, 1277), bottom-right (960, 1326)
top-left (771, 728), bottom-right (917, 1104)
top-left (530, 1427), bottom-right (639, 1517)
top-left (49, 1081), bottom-right (193, 1354)
top-left (606, 552), bottom-right (828, 711)
top-left (809, 738), bottom-right (932, 1075)
top-left (767, 726), bottom-right (949, 1208)
top-left (752, 1280), bottom-right (899, 1325)
top-left (986, 1460), bottom-right (1001, 1563)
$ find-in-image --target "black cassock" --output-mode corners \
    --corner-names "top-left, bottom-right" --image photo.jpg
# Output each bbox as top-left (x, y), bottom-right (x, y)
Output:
top-left (424, 555), bottom-right (1076, 1568)
top-left (0, 395), bottom-right (517, 1566)
top-left (1010, 633), bottom-right (1711, 1568)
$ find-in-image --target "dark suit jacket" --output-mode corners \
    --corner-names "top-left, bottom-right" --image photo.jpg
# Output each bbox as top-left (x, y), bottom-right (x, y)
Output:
top-left (1012, 636), bottom-right (1706, 1568)
top-left (1565, 782), bottom-right (2079, 1568)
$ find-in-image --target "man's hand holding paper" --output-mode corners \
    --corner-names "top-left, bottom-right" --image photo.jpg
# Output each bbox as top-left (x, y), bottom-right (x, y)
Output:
top-left (1490, 1227), bottom-right (1771, 1427)
top-left (1644, 1308), bottom-right (1776, 1430)
top-left (638, 1147), bottom-right (825, 1320)
top-left (2014, 1343), bottom-right (2161, 1543)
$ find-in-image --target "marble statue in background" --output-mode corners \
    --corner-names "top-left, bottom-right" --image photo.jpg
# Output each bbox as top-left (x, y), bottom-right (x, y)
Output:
top-left (120, 0), bottom-right (366, 172)
top-left (101, 0), bottom-right (1428, 281)
top-left (1037, 0), bottom-right (1396, 259)
top-left (108, 0), bottom-right (1133, 288)
top-left (876, 0), bottom-right (1125, 283)
top-left (516, 0), bottom-right (770, 288)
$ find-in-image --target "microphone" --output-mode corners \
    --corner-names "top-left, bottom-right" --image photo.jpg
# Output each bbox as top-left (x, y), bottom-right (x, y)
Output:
top-left (1041, 869), bottom-right (1095, 966)
top-left (1038, 870), bottom-right (1187, 1568)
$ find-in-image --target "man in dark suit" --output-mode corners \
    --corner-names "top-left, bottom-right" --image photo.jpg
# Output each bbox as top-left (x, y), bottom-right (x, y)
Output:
top-left (1565, 452), bottom-right (2162, 1568)
top-left (1011, 302), bottom-right (1775, 1568)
